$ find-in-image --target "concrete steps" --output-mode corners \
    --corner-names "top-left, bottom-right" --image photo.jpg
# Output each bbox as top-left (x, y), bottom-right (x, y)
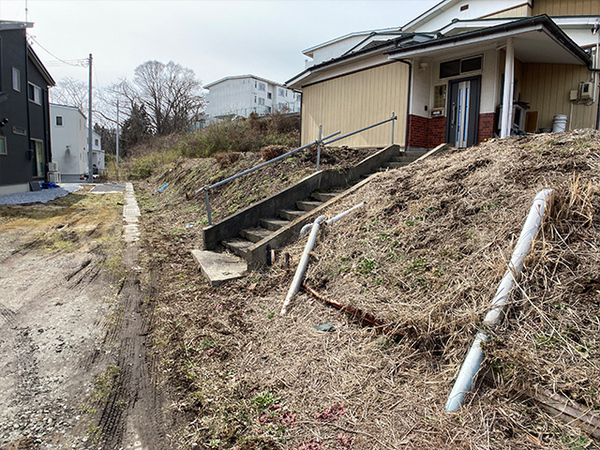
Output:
top-left (296, 200), bottom-right (322, 211)
top-left (222, 191), bottom-right (337, 258)
top-left (259, 217), bottom-right (289, 231)
top-left (222, 238), bottom-right (252, 258)
top-left (215, 149), bottom-right (424, 261)
top-left (196, 144), bottom-right (440, 283)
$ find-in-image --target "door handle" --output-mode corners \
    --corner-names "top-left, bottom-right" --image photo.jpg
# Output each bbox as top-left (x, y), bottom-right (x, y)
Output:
top-left (451, 102), bottom-right (456, 126)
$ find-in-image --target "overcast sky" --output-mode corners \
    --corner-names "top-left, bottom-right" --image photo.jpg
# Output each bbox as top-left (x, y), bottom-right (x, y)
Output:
top-left (1, 0), bottom-right (438, 90)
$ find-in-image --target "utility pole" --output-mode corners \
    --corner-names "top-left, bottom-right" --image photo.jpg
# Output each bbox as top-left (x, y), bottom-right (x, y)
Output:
top-left (87, 53), bottom-right (93, 183)
top-left (116, 100), bottom-right (120, 166)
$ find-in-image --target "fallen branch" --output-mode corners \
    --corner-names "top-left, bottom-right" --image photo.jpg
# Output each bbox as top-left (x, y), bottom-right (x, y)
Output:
top-left (484, 373), bottom-right (600, 438)
top-left (302, 284), bottom-right (400, 336)
top-left (524, 387), bottom-right (600, 438)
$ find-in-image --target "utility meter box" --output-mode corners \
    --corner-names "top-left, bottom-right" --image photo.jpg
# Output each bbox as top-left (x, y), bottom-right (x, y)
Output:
top-left (580, 81), bottom-right (593, 99)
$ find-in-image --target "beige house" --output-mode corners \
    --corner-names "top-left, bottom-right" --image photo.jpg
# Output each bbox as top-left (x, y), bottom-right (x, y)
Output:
top-left (287, 0), bottom-right (600, 149)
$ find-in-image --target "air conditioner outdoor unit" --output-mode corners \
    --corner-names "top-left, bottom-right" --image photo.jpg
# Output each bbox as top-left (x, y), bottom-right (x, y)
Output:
top-left (47, 161), bottom-right (58, 172)
top-left (47, 172), bottom-right (61, 183)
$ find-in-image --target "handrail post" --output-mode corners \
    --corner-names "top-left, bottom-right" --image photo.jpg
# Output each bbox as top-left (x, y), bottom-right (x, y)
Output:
top-left (205, 187), bottom-right (212, 226)
top-left (316, 124), bottom-right (323, 171)
top-left (391, 111), bottom-right (396, 145)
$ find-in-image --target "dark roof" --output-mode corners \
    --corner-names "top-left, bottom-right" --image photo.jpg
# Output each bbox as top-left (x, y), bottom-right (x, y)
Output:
top-left (287, 15), bottom-right (591, 86)
top-left (27, 44), bottom-right (55, 87)
top-left (387, 15), bottom-right (591, 66)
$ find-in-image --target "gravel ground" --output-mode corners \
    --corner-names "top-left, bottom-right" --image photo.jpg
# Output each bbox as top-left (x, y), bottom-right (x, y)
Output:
top-left (0, 184), bottom-right (83, 205)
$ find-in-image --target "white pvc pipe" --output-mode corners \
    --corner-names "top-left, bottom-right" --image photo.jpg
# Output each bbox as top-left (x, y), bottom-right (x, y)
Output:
top-left (501, 37), bottom-right (514, 138)
top-left (281, 216), bottom-right (326, 315)
top-left (300, 202), bottom-right (365, 236)
top-left (445, 189), bottom-right (554, 412)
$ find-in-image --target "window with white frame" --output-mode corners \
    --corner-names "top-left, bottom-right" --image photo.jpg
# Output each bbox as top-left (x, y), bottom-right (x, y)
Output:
top-left (12, 68), bottom-right (20, 92)
top-left (278, 88), bottom-right (285, 97)
top-left (28, 83), bottom-right (41, 104)
top-left (258, 97), bottom-right (265, 105)
top-left (56, 116), bottom-right (63, 126)
top-left (258, 83), bottom-right (266, 91)
top-left (267, 92), bottom-right (272, 99)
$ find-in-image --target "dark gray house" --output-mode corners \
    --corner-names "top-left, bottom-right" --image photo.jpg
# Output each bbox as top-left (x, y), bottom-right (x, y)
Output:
top-left (0, 21), bottom-right (55, 195)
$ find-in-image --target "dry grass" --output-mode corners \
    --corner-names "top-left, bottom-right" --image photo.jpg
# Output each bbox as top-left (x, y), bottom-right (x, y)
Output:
top-left (140, 130), bottom-right (600, 449)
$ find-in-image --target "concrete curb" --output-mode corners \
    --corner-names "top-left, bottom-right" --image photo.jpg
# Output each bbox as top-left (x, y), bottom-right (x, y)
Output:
top-left (123, 183), bottom-right (141, 244)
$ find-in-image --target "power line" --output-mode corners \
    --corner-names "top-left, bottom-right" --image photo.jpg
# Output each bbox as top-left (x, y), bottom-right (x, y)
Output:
top-left (28, 35), bottom-right (88, 68)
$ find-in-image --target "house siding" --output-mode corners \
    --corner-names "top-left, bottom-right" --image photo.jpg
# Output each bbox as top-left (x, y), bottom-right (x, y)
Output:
top-left (0, 29), bottom-right (31, 186)
top-left (484, 4), bottom-right (532, 18)
top-left (521, 63), bottom-right (597, 131)
top-left (533, 0), bottom-right (600, 15)
top-left (0, 26), bottom-right (53, 192)
top-left (301, 62), bottom-right (409, 147)
top-left (27, 54), bottom-right (51, 179)
top-left (50, 104), bottom-right (88, 181)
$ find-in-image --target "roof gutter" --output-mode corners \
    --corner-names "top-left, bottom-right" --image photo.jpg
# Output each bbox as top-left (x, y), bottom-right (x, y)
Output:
top-left (387, 15), bottom-right (591, 67)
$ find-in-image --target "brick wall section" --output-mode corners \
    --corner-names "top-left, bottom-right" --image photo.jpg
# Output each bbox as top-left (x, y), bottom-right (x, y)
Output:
top-left (477, 112), bottom-right (495, 144)
top-left (407, 114), bottom-right (430, 149)
top-left (428, 116), bottom-right (447, 148)
top-left (408, 113), bottom-right (496, 149)
top-left (407, 114), bottom-right (447, 149)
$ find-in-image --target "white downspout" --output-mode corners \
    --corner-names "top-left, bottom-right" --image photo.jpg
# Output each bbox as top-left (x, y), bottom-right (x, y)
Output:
top-left (445, 189), bottom-right (554, 412)
top-left (501, 37), bottom-right (515, 138)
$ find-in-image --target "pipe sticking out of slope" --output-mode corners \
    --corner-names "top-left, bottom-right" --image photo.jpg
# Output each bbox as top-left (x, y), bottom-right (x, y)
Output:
top-left (445, 189), bottom-right (554, 412)
top-left (283, 202), bottom-right (366, 314)
top-left (281, 216), bottom-right (326, 315)
top-left (300, 202), bottom-right (366, 236)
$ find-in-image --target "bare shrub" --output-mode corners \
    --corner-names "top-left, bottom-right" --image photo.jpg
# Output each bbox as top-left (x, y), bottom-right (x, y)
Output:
top-left (260, 145), bottom-right (288, 161)
top-left (214, 152), bottom-right (242, 169)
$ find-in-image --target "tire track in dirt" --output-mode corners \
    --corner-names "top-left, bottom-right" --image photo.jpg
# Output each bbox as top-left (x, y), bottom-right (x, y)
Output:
top-left (0, 303), bottom-right (17, 328)
top-left (95, 183), bottom-right (169, 450)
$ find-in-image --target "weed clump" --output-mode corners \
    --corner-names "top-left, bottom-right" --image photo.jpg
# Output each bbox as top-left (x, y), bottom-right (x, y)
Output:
top-left (121, 112), bottom-right (300, 180)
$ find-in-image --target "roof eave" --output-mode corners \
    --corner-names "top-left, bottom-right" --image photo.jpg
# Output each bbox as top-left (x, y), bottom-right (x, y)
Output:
top-left (387, 15), bottom-right (591, 66)
top-left (27, 45), bottom-right (55, 87)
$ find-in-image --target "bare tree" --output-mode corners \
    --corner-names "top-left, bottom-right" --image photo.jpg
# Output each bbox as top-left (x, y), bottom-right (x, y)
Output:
top-left (114, 61), bottom-right (205, 135)
top-left (50, 77), bottom-right (88, 110)
top-left (50, 77), bottom-right (118, 127)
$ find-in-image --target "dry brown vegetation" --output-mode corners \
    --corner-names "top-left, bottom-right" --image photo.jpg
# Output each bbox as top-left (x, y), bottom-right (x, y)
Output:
top-left (136, 130), bottom-right (600, 449)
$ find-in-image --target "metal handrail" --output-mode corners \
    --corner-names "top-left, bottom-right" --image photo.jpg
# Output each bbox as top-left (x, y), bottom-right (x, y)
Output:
top-left (200, 112), bottom-right (397, 225)
top-left (197, 131), bottom-right (341, 194)
top-left (323, 113), bottom-right (396, 146)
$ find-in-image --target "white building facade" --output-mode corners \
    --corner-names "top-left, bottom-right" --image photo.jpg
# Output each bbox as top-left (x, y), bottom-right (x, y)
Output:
top-left (91, 131), bottom-right (104, 174)
top-left (204, 75), bottom-right (301, 120)
top-left (50, 104), bottom-right (88, 182)
top-left (50, 104), bottom-right (104, 181)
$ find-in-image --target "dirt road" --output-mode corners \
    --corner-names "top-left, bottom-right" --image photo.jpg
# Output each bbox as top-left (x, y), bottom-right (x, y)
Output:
top-left (0, 184), bottom-right (168, 449)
